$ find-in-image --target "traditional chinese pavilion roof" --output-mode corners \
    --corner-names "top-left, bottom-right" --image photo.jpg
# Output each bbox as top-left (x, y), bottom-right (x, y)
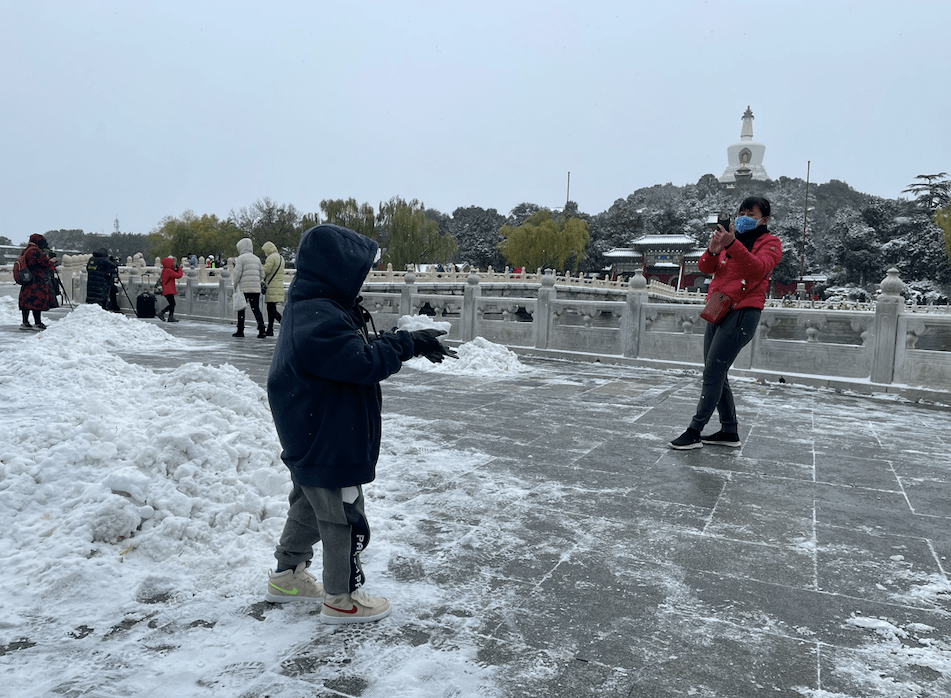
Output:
top-left (631, 234), bottom-right (698, 250)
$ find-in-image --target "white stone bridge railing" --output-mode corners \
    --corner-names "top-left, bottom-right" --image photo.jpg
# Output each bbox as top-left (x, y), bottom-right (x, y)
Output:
top-left (3, 257), bottom-right (949, 395)
top-left (361, 267), bottom-right (951, 395)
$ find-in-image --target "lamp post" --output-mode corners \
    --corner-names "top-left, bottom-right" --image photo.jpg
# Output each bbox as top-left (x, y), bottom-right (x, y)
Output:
top-left (798, 161), bottom-right (811, 300)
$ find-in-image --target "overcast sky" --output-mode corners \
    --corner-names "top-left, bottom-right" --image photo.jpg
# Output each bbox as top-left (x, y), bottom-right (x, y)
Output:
top-left (2, 1), bottom-right (949, 243)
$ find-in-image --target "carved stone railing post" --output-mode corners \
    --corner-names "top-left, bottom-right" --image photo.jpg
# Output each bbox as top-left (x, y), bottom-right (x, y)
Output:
top-left (871, 267), bottom-right (903, 384)
top-left (182, 267), bottom-right (198, 315)
top-left (218, 269), bottom-right (231, 319)
top-left (622, 269), bottom-right (648, 358)
top-left (534, 270), bottom-right (556, 349)
top-left (399, 268), bottom-right (417, 317)
top-left (460, 269), bottom-right (481, 342)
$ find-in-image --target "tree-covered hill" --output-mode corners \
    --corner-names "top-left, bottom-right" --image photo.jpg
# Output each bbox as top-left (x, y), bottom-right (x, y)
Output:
top-left (36, 172), bottom-right (950, 301)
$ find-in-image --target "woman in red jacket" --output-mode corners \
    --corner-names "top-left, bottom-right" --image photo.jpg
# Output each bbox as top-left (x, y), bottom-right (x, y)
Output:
top-left (157, 257), bottom-right (184, 322)
top-left (18, 234), bottom-right (58, 330)
top-left (670, 196), bottom-right (782, 450)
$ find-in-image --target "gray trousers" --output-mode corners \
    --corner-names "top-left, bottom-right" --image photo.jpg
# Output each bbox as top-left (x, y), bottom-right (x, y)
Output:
top-left (274, 480), bottom-right (370, 595)
top-left (689, 307), bottom-right (761, 434)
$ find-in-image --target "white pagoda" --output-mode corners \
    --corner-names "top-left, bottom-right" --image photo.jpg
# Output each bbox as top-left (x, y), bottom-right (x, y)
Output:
top-left (719, 106), bottom-right (769, 184)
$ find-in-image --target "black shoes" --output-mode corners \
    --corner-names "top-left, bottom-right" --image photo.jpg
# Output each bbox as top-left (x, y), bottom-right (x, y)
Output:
top-left (701, 431), bottom-right (741, 447)
top-left (669, 428), bottom-right (702, 450)
top-left (669, 429), bottom-right (742, 450)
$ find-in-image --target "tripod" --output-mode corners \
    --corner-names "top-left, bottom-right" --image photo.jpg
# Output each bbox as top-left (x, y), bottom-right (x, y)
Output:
top-left (53, 271), bottom-right (74, 310)
top-left (115, 273), bottom-right (136, 312)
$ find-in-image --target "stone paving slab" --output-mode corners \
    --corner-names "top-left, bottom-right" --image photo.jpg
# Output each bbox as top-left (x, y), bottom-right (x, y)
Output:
top-left (4, 311), bottom-right (949, 697)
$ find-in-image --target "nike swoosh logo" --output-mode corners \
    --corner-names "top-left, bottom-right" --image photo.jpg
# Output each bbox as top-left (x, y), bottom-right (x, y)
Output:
top-left (269, 583), bottom-right (298, 595)
top-left (324, 603), bottom-right (359, 614)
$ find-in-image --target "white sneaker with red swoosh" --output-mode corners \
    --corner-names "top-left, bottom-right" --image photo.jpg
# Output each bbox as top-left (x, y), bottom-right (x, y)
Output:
top-left (320, 588), bottom-right (391, 624)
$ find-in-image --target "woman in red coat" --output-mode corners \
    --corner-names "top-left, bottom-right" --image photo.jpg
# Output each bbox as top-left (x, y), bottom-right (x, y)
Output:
top-left (670, 197), bottom-right (782, 450)
top-left (157, 257), bottom-right (184, 323)
top-left (18, 234), bottom-right (58, 331)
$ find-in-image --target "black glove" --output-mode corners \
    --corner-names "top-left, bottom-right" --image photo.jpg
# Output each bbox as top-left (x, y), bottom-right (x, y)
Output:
top-left (408, 328), bottom-right (458, 363)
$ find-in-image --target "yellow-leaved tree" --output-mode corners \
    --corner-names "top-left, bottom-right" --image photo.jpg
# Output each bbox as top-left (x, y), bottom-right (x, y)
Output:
top-left (936, 202), bottom-right (951, 262)
top-left (498, 210), bottom-right (589, 272)
top-left (378, 197), bottom-right (457, 270)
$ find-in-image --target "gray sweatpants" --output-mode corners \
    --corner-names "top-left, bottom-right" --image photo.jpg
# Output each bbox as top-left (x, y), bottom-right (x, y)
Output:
top-left (274, 480), bottom-right (371, 595)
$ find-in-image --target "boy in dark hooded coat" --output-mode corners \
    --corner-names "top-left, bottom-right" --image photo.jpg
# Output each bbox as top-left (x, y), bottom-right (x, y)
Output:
top-left (265, 224), bottom-right (452, 624)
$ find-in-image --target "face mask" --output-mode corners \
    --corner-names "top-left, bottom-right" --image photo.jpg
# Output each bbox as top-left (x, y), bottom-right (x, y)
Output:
top-left (734, 216), bottom-right (759, 234)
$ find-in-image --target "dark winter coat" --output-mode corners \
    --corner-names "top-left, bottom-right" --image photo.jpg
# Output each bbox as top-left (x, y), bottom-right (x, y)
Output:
top-left (160, 257), bottom-right (183, 296)
top-left (18, 235), bottom-right (57, 311)
top-left (85, 249), bottom-right (118, 305)
top-left (698, 225), bottom-right (782, 310)
top-left (267, 224), bottom-right (415, 488)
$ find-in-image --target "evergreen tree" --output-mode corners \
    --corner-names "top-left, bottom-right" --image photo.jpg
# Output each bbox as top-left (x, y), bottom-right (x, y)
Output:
top-left (902, 173), bottom-right (951, 214)
top-left (445, 205), bottom-right (507, 270)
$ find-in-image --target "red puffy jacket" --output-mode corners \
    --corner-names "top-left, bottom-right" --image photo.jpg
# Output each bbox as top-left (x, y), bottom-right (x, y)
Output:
top-left (698, 230), bottom-right (782, 310)
top-left (160, 257), bottom-right (184, 296)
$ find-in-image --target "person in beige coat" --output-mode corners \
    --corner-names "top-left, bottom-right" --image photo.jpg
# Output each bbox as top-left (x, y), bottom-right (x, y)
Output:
top-left (232, 237), bottom-right (266, 338)
top-left (262, 241), bottom-right (285, 336)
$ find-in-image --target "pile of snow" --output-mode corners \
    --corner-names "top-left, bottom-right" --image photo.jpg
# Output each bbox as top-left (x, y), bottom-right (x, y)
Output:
top-left (396, 314), bottom-right (529, 376)
top-left (0, 305), bottom-right (504, 696)
top-left (1, 306), bottom-right (285, 601)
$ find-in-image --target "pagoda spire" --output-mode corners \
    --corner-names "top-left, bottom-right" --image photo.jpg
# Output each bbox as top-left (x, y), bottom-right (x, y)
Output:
top-left (740, 106), bottom-right (754, 140)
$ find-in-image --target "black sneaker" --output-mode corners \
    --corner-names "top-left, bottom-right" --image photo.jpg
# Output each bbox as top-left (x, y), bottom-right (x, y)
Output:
top-left (669, 429), bottom-right (702, 450)
top-left (701, 431), bottom-right (741, 447)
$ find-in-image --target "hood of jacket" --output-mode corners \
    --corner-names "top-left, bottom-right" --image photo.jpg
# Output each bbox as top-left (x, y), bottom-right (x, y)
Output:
top-left (262, 241), bottom-right (278, 256)
top-left (161, 256), bottom-right (176, 269)
top-left (236, 238), bottom-right (254, 256)
top-left (29, 234), bottom-right (48, 249)
top-left (93, 248), bottom-right (109, 258)
top-left (288, 225), bottom-right (377, 307)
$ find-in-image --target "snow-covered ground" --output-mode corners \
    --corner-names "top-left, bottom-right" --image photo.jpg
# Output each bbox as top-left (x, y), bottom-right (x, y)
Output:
top-left (1, 298), bottom-right (949, 697)
top-left (0, 301), bottom-right (527, 697)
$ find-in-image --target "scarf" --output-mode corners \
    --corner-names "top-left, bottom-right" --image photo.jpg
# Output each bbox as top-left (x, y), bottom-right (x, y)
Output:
top-left (735, 224), bottom-right (769, 252)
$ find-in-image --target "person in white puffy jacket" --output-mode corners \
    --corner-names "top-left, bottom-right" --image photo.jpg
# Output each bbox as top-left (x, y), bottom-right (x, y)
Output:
top-left (232, 237), bottom-right (266, 338)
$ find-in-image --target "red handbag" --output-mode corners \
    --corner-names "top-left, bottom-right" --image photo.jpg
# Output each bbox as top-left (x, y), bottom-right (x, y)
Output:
top-left (700, 291), bottom-right (734, 325)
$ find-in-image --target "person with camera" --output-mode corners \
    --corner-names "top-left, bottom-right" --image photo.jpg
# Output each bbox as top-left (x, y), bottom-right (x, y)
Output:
top-left (157, 256), bottom-right (184, 322)
top-left (669, 196), bottom-right (782, 450)
top-left (17, 234), bottom-right (58, 330)
top-left (85, 248), bottom-right (119, 310)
